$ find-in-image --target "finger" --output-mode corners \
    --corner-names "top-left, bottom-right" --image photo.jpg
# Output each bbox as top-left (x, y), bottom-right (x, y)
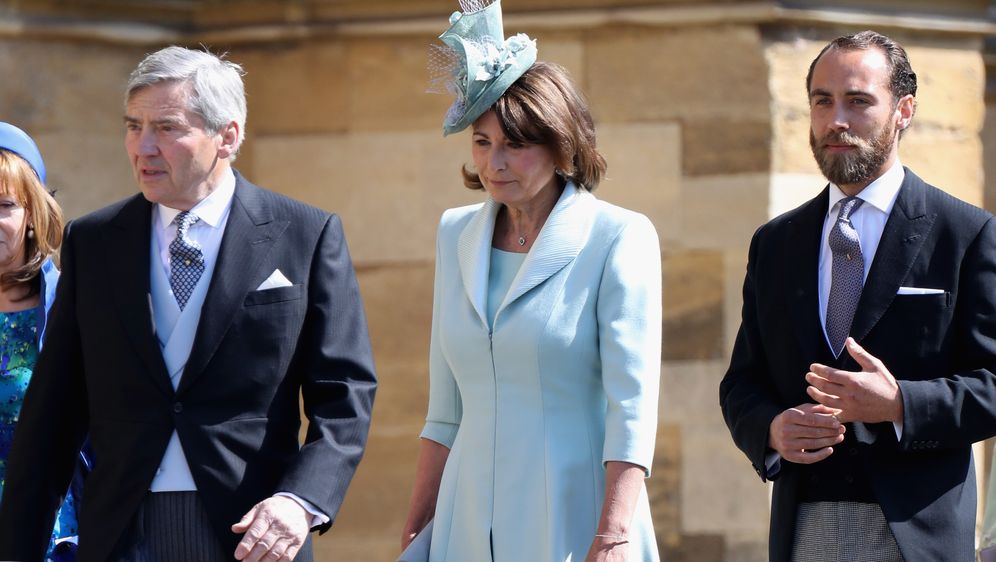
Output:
top-left (782, 446), bottom-right (835, 464)
top-left (262, 538), bottom-right (293, 562)
top-left (783, 433), bottom-right (845, 451)
top-left (783, 422), bottom-right (845, 440)
top-left (807, 385), bottom-right (843, 409)
top-left (845, 338), bottom-right (880, 372)
top-left (235, 520), bottom-right (272, 560)
top-left (282, 544), bottom-right (301, 562)
top-left (805, 371), bottom-right (848, 395)
top-left (786, 406), bottom-right (841, 429)
top-left (245, 540), bottom-right (272, 562)
top-left (232, 505), bottom-right (259, 533)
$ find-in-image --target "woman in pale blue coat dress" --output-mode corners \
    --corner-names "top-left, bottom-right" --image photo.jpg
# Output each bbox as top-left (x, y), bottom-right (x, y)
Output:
top-left (402, 6), bottom-right (662, 559)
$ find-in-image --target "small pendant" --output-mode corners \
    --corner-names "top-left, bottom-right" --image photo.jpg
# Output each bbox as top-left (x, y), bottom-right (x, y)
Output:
top-left (518, 236), bottom-right (526, 246)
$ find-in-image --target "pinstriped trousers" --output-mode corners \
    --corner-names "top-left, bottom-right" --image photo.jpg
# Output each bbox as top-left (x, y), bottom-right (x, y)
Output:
top-left (114, 492), bottom-right (314, 562)
top-left (791, 501), bottom-right (905, 562)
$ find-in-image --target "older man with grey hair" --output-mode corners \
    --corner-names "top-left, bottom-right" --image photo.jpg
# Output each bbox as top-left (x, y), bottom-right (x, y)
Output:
top-left (0, 46), bottom-right (377, 562)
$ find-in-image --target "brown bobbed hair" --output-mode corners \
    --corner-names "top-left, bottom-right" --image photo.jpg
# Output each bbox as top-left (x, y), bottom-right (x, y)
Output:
top-left (0, 150), bottom-right (64, 297)
top-left (462, 61), bottom-right (607, 192)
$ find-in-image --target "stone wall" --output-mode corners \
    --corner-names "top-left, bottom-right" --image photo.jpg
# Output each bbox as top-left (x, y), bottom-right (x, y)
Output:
top-left (0, 1), bottom-right (991, 561)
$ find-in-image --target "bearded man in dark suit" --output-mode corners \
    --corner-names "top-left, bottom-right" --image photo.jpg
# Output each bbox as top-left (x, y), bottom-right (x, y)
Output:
top-left (721, 30), bottom-right (996, 562)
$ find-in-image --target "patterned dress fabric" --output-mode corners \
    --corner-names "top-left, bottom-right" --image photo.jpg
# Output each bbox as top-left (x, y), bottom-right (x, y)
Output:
top-left (0, 308), bottom-right (79, 560)
top-left (169, 211), bottom-right (204, 310)
top-left (826, 197), bottom-right (865, 356)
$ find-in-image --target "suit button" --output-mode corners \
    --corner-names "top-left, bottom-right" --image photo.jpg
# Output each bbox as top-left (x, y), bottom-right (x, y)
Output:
top-left (849, 448), bottom-right (858, 456)
top-left (173, 402), bottom-right (183, 414)
top-left (845, 475), bottom-right (854, 484)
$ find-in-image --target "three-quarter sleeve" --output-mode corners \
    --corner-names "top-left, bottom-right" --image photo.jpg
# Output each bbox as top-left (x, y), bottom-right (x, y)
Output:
top-left (420, 214), bottom-right (463, 448)
top-left (596, 214), bottom-right (662, 475)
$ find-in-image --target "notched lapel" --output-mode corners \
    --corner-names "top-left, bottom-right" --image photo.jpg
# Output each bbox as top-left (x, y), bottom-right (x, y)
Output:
top-left (105, 196), bottom-right (173, 397)
top-left (850, 172), bottom-right (935, 344)
top-left (457, 198), bottom-right (500, 331)
top-left (179, 181), bottom-right (288, 394)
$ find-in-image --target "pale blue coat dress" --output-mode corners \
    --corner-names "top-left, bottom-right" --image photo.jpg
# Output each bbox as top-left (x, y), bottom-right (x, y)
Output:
top-left (421, 183), bottom-right (662, 561)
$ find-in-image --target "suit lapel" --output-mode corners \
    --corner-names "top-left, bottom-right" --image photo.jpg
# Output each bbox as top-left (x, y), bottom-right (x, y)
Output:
top-left (178, 175), bottom-right (288, 394)
top-left (786, 189), bottom-right (833, 363)
top-left (498, 185), bottom-right (593, 314)
top-left (849, 169), bottom-right (935, 347)
top-left (104, 195), bottom-right (174, 397)
top-left (457, 198), bottom-right (500, 332)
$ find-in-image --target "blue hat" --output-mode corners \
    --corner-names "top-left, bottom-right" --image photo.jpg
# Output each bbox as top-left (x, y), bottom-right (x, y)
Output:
top-left (433, 0), bottom-right (537, 136)
top-left (0, 122), bottom-right (46, 183)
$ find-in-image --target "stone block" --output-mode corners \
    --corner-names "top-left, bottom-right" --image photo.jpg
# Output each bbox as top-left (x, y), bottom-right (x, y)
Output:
top-left (238, 42), bottom-right (351, 135)
top-left (355, 262), bottom-right (435, 430)
top-left (661, 533), bottom-right (726, 562)
top-left (0, 40), bottom-right (141, 135)
top-left (587, 26), bottom-right (769, 123)
top-left (899, 128), bottom-right (982, 206)
top-left (681, 173), bottom-right (768, 251)
top-left (662, 250), bottom-right (724, 361)
top-left (907, 44), bottom-right (984, 133)
top-left (313, 431), bottom-right (422, 561)
top-left (596, 122), bottom-right (681, 243)
top-left (648, 423), bottom-right (682, 552)
top-left (724, 249), bottom-right (749, 357)
top-left (32, 131), bottom-right (136, 220)
top-left (251, 128), bottom-right (481, 264)
top-left (682, 118), bottom-right (771, 176)
top-left (985, 104), bottom-right (996, 213)
top-left (347, 36), bottom-right (454, 133)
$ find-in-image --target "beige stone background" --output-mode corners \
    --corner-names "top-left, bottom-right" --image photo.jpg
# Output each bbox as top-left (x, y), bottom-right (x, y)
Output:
top-left (1, 0), bottom-right (995, 560)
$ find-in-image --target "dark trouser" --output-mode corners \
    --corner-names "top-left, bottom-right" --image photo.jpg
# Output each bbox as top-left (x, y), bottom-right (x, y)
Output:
top-left (113, 491), bottom-right (314, 562)
top-left (792, 501), bottom-right (904, 562)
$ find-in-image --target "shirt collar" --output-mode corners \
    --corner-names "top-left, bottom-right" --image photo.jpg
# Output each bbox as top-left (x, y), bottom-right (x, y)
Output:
top-left (827, 158), bottom-right (905, 216)
top-left (156, 168), bottom-right (236, 230)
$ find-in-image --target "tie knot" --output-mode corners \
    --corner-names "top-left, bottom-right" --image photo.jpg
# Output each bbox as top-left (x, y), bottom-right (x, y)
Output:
top-left (836, 197), bottom-right (864, 221)
top-left (174, 211), bottom-right (199, 235)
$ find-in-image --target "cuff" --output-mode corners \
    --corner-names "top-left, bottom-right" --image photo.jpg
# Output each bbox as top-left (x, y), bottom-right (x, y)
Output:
top-left (764, 451), bottom-right (781, 479)
top-left (275, 492), bottom-right (330, 529)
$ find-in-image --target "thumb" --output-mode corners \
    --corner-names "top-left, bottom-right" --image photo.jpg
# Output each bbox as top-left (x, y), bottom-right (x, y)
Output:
top-left (231, 505), bottom-right (257, 532)
top-left (845, 338), bottom-right (876, 371)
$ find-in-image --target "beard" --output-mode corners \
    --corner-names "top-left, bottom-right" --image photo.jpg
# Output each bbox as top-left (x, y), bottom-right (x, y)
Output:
top-left (810, 123), bottom-right (896, 187)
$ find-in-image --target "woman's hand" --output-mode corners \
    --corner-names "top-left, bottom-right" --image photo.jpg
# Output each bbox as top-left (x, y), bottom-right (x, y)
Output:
top-left (584, 535), bottom-right (629, 562)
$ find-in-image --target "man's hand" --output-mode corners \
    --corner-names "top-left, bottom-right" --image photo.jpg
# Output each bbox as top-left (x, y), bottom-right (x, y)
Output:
top-left (768, 402), bottom-right (845, 464)
top-left (806, 337), bottom-right (904, 424)
top-left (232, 495), bottom-right (310, 562)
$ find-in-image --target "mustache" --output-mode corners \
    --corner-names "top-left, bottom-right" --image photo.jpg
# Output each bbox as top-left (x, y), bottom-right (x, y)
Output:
top-left (817, 131), bottom-right (869, 147)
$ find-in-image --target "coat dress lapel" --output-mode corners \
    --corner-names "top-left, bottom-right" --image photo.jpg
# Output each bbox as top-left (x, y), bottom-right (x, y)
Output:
top-left (104, 195), bottom-right (174, 397)
top-left (456, 183), bottom-right (594, 331)
top-left (178, 175), bottom-right (288, 395)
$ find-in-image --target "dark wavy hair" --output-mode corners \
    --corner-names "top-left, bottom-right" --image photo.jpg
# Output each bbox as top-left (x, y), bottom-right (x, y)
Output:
top-left (806, 31), bottom-right (918, 129)
top-left (462, 61), bottom-right (607, 192)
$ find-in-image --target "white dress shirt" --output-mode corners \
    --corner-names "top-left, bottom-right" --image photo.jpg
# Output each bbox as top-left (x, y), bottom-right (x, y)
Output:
top-left (767, 160), bottom-right (905, 476)
top-left (151, 168), bottom-right (328, 526)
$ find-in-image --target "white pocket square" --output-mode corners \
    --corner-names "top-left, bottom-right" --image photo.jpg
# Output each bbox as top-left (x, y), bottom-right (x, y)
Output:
top-left (897, 286), bottom-right (944, 295)
top-left (256, 269), bottom-right (293, 291)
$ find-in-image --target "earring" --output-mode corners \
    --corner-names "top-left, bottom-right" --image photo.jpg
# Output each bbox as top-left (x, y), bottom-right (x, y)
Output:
top-left (26, 227), bottom-right (34, 240)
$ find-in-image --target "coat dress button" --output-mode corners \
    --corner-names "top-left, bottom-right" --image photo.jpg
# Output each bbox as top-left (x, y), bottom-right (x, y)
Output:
top-left (173, 402), bottom-right (183, 414)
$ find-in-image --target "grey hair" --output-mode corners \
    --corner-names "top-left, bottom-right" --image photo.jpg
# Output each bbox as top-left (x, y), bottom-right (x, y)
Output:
top-left (125, 46), bottom-right (247, 156)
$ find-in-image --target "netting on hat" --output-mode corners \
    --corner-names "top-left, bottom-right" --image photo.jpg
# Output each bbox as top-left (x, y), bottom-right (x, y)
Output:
top-left (458, 0), bottom-right (496, 13)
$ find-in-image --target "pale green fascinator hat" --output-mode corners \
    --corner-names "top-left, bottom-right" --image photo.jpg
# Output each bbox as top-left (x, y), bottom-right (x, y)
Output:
top-left (430, 0), bottom-right (537, 136)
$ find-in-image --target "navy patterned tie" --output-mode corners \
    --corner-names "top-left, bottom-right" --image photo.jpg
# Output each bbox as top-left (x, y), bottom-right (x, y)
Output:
top-left (169, 211), bottom-right (204, 310)
top-left (826, 197), bottom-right (865, 356)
